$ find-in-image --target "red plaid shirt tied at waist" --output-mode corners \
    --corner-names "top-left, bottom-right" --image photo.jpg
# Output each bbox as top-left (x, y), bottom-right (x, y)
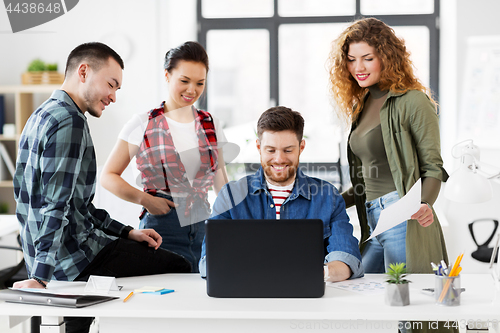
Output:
top-left (136, 103), bottom-right (219, 218)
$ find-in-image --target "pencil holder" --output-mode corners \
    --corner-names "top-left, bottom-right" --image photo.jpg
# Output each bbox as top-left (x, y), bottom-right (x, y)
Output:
top-left (435, 275), bottom-right (461, 306)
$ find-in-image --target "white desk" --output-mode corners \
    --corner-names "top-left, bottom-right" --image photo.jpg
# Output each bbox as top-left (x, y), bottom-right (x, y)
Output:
top-left (1, 274), bottom-right (500, 333)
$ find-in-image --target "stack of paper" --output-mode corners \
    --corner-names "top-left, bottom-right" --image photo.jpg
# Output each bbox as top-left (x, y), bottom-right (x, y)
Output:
top-left (134, 286), bottom-right (174, 295)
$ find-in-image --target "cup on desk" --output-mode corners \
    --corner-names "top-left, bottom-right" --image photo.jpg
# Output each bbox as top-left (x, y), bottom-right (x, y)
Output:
top-left (435, 275), bottom-right (461, 306)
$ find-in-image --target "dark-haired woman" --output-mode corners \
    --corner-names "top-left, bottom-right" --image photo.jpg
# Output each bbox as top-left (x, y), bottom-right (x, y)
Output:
top-left (101, 41), bottom-right (228, 272)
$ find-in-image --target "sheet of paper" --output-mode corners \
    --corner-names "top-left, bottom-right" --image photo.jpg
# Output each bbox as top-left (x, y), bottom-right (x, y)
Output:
top-left (327, 277), bottom-right (386, 295)
top-left (13, 288), bottom-right (80, 296)
top-left (365, 178), bottom-right (421, 242)
top-left (13, 280), bottom-right (121, 297)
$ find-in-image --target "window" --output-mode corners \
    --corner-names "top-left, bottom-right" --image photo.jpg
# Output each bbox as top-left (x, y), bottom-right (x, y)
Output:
top-left (278, 0), bottom-right (356, 17)
top-left (361, 0), bottom-right (434, 15)
top-left (202, 0), bottom-right (274, 18)
top-left (206, 29), bottom-right (270, 128)
top-left (198, 0), bottom-right (440, 185)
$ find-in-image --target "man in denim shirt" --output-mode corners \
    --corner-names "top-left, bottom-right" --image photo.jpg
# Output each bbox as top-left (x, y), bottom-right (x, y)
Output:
top-left (199, 107), bottom-right (363, 281)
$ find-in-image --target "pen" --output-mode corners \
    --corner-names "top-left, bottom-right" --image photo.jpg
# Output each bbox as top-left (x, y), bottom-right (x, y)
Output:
top-left (431, 262), bottom-right (438, 275)
top-left (440, 260), bottom-right (448, 272)
top-left (430, 262), bottom-right (437, 268)
top-left (123, 292), bottom-right (134, 303)
top-left (440, 260), bottom-right (449, 276)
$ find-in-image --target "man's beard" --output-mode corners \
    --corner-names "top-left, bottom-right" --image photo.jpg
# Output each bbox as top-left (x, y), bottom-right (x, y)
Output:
top-left (262, 163), bottom-right (298, 186)
top-left (83, 88), bottom-right (102, 118)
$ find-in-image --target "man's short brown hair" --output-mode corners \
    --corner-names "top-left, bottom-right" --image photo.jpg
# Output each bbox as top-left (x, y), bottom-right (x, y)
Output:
top-left (65, 42), bottom-right (124, 77)
top-left (257, 106), bottom-right (304, 142)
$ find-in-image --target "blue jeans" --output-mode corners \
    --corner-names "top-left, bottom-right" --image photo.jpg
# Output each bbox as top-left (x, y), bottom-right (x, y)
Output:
top-left (139, 193), bottom-right (210, 273)
top-left (362, 190), bottom-right (407, 273)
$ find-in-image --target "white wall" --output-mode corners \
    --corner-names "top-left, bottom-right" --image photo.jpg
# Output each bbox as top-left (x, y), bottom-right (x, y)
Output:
top-left (0, 0), bottom-right (197, 225)
top-left (440, 0), bottom-right (500, 273)
top-left (0, 0), bottom-right (160, 164)
top-left (0, 0), bottom-right (197, 165)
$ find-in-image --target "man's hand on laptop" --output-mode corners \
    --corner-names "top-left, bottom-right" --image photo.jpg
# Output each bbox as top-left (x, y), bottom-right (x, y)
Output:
top-left (324, 261), bottom-right (352, 282)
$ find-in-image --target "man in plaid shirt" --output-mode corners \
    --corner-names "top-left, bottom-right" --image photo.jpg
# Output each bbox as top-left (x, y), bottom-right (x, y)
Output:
top-left (13, 42), bottom-right (190, 333)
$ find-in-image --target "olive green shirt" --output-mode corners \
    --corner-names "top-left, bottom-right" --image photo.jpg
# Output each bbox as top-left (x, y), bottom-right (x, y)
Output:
top-left (347, 89), bottom-right (450, 274)
top-left (350, 124), bottom-right (397, 201)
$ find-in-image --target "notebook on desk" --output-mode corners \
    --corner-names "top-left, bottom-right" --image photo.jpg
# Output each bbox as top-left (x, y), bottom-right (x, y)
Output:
top-left (205, 218), bottom-right (325, 298)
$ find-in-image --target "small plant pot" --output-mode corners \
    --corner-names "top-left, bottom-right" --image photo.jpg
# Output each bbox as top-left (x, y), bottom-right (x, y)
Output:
top-left (22, 71), bottom-right (64, 85)
top-left (385, 283), bottom-right (410, 306)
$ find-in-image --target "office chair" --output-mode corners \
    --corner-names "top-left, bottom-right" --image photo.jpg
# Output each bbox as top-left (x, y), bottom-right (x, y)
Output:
top-left (469, 219), bottom-right (499, 263)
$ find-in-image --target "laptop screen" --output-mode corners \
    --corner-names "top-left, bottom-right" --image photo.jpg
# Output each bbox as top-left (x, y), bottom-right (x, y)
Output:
top-left (205, 219), bottom-right (325, 298)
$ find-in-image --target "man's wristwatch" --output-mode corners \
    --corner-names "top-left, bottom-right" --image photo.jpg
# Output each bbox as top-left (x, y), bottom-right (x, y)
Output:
top-left (120, 225), bottom-right (134, 238)
top-left (32, 276), bottom-right (47, 288)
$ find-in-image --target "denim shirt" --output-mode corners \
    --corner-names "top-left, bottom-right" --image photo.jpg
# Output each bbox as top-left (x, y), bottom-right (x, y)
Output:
top-left (199, 167), bottom-right (364, 279)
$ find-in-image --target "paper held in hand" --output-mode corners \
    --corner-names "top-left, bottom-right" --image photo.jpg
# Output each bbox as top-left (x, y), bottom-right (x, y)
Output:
top-left (364, 179), bottom-right (421, 242)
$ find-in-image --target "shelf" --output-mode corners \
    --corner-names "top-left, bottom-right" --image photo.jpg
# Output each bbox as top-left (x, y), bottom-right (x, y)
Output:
top-left (0, 135), bottom-right (19, 141)
top-left (0, 85), bottom-right (58, 208)
top-left (0, 84), bottom-right (60, 94)
top-left (0, 180), bottom-right (13, 188)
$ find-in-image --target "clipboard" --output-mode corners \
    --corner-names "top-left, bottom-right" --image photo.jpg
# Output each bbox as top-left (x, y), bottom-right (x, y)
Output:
top-left (0, 289), bottom-right (119, 308)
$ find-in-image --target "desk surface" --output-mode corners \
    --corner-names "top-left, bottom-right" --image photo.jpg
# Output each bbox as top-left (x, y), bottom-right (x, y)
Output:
top-left (0, 273), bottom-right (499, 324)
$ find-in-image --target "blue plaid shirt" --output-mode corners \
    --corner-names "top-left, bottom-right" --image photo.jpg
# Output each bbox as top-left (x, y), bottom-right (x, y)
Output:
top-left (14, 90), bottom-right (128, 282)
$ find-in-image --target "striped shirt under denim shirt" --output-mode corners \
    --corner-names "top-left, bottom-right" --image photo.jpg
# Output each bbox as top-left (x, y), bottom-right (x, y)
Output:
top-left (13, 90), bottom-right (129, 282)
top-left (266, 181), bottom-right (293, 219)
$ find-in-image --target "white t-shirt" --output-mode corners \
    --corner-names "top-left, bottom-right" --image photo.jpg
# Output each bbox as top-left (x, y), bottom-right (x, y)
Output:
top-left (119, 109), bottom-right (227, 185)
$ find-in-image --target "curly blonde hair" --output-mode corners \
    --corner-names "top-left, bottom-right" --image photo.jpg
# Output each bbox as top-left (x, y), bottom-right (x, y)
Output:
top-left (326, 17), bottom-right (436, 123)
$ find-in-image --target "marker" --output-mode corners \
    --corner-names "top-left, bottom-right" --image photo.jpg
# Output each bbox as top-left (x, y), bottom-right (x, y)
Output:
top-left (123, 292), bottom-right (134, 303)
top-left (440, 260), bottom-right (449, 276)
top-left (431, 262), bottom-right (438, 275)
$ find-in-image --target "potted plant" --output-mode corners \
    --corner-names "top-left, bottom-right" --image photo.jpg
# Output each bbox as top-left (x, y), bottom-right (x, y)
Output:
top-left (0, 202), bottom-right (8, 214)
top-left (385, 262), bottom-right (411, 306)
top-left (22, 59), bottom-right (64, 85)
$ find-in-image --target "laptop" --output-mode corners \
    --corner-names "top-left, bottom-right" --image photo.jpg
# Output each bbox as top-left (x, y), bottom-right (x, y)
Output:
top-left (205, 219), bottom-right (325, 298)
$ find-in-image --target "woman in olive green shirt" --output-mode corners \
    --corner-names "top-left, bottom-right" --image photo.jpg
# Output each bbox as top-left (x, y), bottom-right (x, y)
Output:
top-left (326, 18), bottom-right (450, 275)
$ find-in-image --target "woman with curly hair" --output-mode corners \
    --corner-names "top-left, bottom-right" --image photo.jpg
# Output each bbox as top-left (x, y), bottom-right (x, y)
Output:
top-left (327, 17), bottom-right (450, 276)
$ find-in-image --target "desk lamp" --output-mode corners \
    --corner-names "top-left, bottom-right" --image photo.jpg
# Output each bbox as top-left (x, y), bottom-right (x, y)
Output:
top-left (444, 140), bottom-right (499, 204)
top-left (444, 139), bottom-right (500, 300)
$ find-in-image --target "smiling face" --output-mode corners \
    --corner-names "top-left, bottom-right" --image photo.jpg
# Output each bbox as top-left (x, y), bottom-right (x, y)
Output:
top-left (81, 57), bottom-right (122, 118)
top-left (165, 60), bottom-right (207, 110)
top-left (257, 130), bottom-right (305, 186)
top-left (347, 41), bottom-right (382, 88)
